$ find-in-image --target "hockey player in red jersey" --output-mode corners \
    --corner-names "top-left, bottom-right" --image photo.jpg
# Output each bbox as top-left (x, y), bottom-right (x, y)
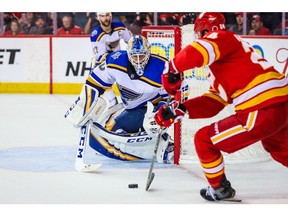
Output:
top-left (150, 12), bottom-right (288, 201)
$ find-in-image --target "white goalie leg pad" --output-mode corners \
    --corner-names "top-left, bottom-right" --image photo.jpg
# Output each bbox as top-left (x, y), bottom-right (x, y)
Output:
top-left (64, 85), bottom-right (123, 127)
top-left (156, 132), bottom-right (174, 164)
top-left (90, 122), bottom-right (158, 160)
top-left (96, 89), bottom-right (124, 125)
top-left (64, 84), bottom-right (100, 127)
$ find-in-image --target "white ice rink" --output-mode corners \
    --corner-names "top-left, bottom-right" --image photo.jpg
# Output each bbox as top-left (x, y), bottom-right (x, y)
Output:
top-left (0, 94), bottom-right (287, 215)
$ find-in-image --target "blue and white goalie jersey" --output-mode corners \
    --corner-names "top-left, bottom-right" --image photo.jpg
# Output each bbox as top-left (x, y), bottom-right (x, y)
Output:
top-left (86, 50), bottom-right (169, 109)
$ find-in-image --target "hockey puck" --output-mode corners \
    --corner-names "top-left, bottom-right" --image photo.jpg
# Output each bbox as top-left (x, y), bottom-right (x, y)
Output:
top-left (128, 184), bottom-right (138, 188)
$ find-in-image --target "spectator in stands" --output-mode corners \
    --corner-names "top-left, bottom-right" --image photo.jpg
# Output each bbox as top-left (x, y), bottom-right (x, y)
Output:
top-left (179, 13), bottom-right (197, 26)
top-left (158, 13), bottom-right (170, 25)
top-left (73, 12), bottom-right (88, 29)
top-left (84, 13), bottom-right (100, 34)
top-left (56, 15), bottom-right (83, 35)
top-left (19, 12), bottom-right (35, 34)
top-left (28, 15), bottom-right (53, 35)
top-left (56, 12), bottom-right (74, 28)
top-left (130, 13), bottom-right (153, 35)
top-left (248, 29), bottom-right (256, 35)
top-left (11, 12), bottom-right (22, 19)
top-left (158, 13), bottom-right (180, 26)
top-left (273, 19), bottom-right (288, 35)
top-left (250, 15), bottom-right (272, 35)
top-left (258, 12), bottom-right (282, 34)
top-left (3, 19), bottom-right (24, 36)
top-left (229, 12), bottom-right (247, 35)
top-left (166, 13), bottom-right (180, 25)
top-left (119, 15), bottom-right (131, 30)
top-left (45, 12), bottom-right (54, 28)
top-left (3, 12), bottom-right (18, 32)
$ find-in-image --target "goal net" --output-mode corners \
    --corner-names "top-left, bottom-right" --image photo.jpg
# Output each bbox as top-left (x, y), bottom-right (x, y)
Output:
top-left (141, 25), bottom-right (271, 165)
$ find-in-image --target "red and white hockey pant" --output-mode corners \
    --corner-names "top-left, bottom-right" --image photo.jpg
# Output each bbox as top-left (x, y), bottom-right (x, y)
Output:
top-left (194, 101), bottom-right (288, 188)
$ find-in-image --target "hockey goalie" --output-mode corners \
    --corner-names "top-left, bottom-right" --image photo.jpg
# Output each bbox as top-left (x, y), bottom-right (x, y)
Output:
top-left (64, 35), bottom-right (174, 171)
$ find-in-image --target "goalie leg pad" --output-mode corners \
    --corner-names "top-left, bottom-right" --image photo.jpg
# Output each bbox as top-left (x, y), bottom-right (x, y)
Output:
top-left (89, 122), bottom-right (158, 161)
top-left (64, 85), bottom-right (123, 127)
top-left (64, 84), bottom-right (100, 126)
top-left (95, 90), bottom-right (124, 126)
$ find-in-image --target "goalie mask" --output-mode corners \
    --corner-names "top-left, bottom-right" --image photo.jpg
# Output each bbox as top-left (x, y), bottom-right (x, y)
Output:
top-left (127, 35), bottom-right (151, 76)
top-left (194, 12), bottom-right (226, 38)
top-left (97, 12), bottom-right (112, 28)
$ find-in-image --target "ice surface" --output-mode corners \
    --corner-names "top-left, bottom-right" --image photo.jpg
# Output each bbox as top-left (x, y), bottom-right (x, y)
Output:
top-left (0, 94), bottom-right (287, 215)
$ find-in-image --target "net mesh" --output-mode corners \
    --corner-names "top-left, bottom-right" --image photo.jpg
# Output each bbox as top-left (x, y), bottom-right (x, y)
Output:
top-left (143, 25), bottom-right (270, 164)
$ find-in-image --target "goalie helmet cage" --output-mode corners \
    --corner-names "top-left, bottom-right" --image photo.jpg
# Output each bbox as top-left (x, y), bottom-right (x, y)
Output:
top-left (141, 25), bottom-right (271, 165)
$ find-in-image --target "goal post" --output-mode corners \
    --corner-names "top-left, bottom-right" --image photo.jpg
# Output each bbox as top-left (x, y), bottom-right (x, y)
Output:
top-left (141, 25), bottom-right (271, 165)
top-left (142, 26), bottom-right (182, 165)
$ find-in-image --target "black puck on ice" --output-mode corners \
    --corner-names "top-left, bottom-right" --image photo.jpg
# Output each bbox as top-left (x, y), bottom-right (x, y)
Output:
top-left (128, 184), bottom-right (138, 188)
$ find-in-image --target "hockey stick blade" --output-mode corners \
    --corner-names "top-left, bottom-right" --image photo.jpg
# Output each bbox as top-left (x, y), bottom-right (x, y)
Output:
top-left (145, 172), bottom-right (155, 191)
top-left (75, 162), bottom-right (102, 172)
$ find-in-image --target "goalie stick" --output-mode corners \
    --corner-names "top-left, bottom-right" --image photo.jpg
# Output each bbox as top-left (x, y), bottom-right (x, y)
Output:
top-left (145, 96), bottom-right (171, 191)
top-left (75, 120), bottom-right (102, 172)
top-left (74, 99), bottom-right (124, 172)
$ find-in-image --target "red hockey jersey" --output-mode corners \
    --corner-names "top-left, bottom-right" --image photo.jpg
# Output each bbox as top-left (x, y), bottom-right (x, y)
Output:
top-left (169, 30), bottom-right (288, 117)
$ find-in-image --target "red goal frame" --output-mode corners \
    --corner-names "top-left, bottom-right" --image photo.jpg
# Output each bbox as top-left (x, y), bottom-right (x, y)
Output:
top-left (142, 26), bottom-right (183, 165)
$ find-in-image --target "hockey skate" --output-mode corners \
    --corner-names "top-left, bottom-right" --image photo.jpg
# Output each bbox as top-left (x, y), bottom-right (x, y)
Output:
top-left (200, 175), bottom-right (237, 202)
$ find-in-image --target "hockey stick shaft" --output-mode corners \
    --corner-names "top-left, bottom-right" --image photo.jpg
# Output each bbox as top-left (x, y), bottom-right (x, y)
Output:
top-left (74, 100), bottom-right (123, 172)
top-left (145, 95), bottom-right (171, 191)
top-left (145, 127), bottom-right (164, 191)
top-left (75, 122), bottom-right (90, 162)
top-left (75, 120), bottom-right (102, 172)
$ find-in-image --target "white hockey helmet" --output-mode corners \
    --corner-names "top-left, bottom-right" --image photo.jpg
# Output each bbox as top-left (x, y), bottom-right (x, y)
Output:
top-left (127, 35), bottom-right (151, 76)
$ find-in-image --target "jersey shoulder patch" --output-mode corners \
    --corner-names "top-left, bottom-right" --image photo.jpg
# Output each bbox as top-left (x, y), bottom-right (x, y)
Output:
top-left (106, 51), bottom-right (128, 71)
top-left (90, 26), bottom-right (105, 41)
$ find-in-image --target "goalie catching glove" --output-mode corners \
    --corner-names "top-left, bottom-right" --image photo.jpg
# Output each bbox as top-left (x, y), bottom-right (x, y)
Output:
top-left (154, 100), bottom-right (186, 128)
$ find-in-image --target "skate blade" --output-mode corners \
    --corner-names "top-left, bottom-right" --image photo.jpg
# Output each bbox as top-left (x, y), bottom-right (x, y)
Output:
top-left (221, 197), bottom-right (242, 202)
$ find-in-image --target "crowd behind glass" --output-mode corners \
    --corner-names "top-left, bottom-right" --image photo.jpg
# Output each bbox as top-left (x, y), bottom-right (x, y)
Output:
top-left (0, 12), bottom-right (287, 36)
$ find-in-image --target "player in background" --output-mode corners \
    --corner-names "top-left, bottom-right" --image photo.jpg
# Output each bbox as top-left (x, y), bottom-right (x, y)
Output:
top-left (90, 12), bottom-right (132, 68)
top-left (146, 12), bottom-right (288, 201)
top-left (65, 35), bottom-right (174, 167)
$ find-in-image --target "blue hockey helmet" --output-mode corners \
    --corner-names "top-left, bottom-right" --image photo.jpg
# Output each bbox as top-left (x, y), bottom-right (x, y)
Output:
top-left (127, 35), bottom-right (151, 76)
